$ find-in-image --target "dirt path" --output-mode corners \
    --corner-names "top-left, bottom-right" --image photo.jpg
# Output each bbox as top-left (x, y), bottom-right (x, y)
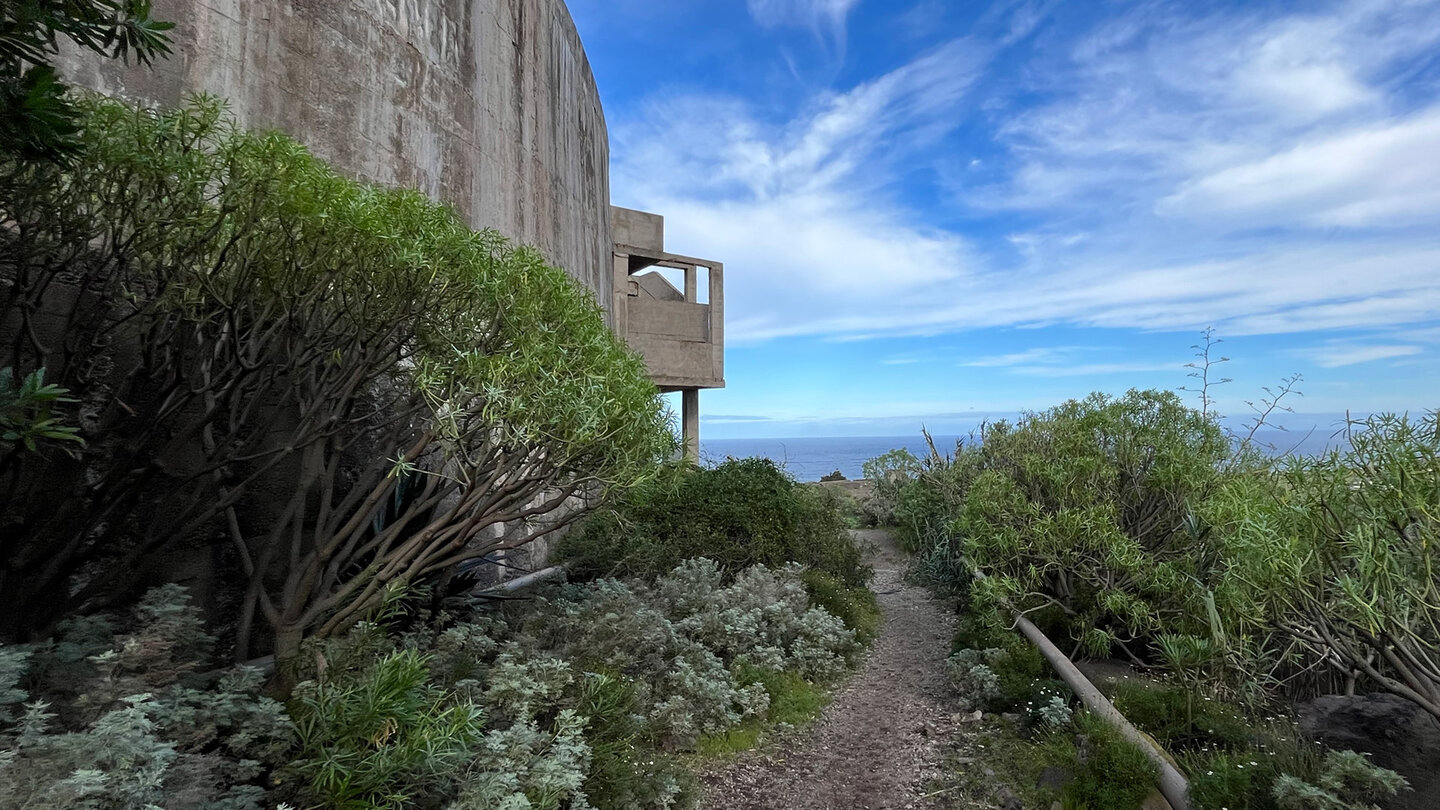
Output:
top-left (700, 528), bottom-right (960, 810)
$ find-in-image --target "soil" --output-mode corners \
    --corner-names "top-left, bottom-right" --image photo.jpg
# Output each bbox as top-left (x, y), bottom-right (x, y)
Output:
top-left (698, 528), bottom-right (963, 809)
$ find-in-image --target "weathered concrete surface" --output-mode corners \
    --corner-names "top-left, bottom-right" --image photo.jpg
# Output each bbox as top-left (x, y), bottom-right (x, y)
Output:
top-left (56, 0), bottom-right (612, 305)
top-left (613, 206), bottom-right (665, 254)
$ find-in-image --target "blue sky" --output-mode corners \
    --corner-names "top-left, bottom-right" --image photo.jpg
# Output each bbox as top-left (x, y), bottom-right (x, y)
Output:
top-left (568, 0), bottom-right (1440, 439)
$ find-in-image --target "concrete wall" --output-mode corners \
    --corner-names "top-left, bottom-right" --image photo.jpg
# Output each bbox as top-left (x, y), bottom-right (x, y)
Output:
top-left (55, 0), bottom-right (613, 307)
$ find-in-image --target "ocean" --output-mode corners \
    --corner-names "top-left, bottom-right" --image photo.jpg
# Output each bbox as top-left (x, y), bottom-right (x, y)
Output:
top-left (700, 429), bottom-right (1348, 483)
top-left (699, 435), bottom-right (963, 482)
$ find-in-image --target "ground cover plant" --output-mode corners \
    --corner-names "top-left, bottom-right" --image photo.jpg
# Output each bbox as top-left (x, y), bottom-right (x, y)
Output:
top-left (0, 555), bottom-right (863, 809)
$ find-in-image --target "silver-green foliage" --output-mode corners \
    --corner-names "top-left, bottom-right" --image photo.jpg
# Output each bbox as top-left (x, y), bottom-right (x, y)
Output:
top-left (523, 559), bottom-right (859, 747)
top-left (945, 648), bottom-right (1003, 711)
top-left (0, 587), bottom-right (292, 810)
top-left (285, 620), bottom-right (597, 810)
top-left (1271, 750), bottom-right (1408, 810)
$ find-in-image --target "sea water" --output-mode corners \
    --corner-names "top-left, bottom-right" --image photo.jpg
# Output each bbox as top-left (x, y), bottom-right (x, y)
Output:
top-left (701, 429), bottom-right (1348, 483)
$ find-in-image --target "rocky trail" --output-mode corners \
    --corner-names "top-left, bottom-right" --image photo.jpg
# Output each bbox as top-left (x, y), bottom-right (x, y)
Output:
top-left (699, 528), bottom-right (963, 810)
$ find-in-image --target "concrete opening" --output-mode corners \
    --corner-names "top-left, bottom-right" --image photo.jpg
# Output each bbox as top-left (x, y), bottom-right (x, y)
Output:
top-left (611, 206), bottom-right (725, 460)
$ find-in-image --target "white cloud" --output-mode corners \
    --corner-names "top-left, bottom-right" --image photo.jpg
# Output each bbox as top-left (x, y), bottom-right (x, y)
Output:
top-left (1296, 343), bottom-right (1424, 368)
top-left (747, 0), bottom-right (860, 44)
top-left (1160, 110), bottom-right (1440, 227)
top-left (1010, 362), bottom-right (1179, 377)
top-left (610, 1), bottom-right (1440, 346)
top-left (961, 347), bottom-right (1080, 367)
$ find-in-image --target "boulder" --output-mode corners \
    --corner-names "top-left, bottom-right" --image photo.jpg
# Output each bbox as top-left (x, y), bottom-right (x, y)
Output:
top-left (1299, 693), bottom-right (1440, 810)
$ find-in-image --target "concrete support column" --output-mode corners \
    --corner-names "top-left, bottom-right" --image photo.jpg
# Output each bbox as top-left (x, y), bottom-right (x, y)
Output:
top-left (684, 265), bottom-right (697, 302)
top-left (681, 388), bottom-right (700, 460)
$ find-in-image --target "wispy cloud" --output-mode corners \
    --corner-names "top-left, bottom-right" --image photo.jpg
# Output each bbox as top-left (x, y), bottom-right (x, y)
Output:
top-left (701, 414), bottom-right (780, 424)
top-left (747, 0), bottom-right (861, 48)
top-left (961, 347), bottom-right (1081, 367)
top-left (960, 347), bottom-right (1174, 376)
top-left (609, 1), bottom-right (1440, 347)
top-left (1009, 362), bottom-right (1180, 377)
top-left (1295, 343), bottom-right (1424, 368)
top-left (1159, 110), bottom-right (1440, 228)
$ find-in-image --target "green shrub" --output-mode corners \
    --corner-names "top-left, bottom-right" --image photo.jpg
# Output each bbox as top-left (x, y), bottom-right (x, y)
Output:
top-left (1107, 680), bottom-right (1252, 752)
top-left (0, 367), bottom-right (82, 454)
top-left (288, 649), bottom-right (487, 810)
top-left (693, 666), bottom-right (830, 758)
top-left (518, 560), bottom-right (858, 748)
top-left (1186, 747), bottom-right (1408, 810)
top-left (738, 666), bottom-right (831, 726)
top-left (891, 391), bottom-right (1227, 666)
top-left (554, 458), bottom-right (870, 589)
top-left (1056, 711), bottom-right (1159, 810)
top-left (1207, 412), bottom-right (1440, 719)
top-left (1271, 750), bottom-right (1407, 810)
top-left (0, 0), bottom-right (173, 160)
top-left (948, 616), bottom-right (1052, 713)
top-left (861, 448), bottom-right (924, 529)
top-left (0, 560), bottom-right (864, 810)
top-left (1, 94), bottom-right (672, 661)
top-left (800, 570), bottom-right (882, 645)
top-left (575, 672), bottom-right (691, 810)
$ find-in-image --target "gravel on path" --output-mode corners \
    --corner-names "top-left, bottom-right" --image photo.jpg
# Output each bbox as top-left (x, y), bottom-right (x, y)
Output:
top-left (699, 528), bottom-right (961, 810)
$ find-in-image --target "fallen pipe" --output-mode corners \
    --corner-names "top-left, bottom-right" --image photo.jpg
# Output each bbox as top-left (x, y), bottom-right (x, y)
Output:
top-left (471, 563), bottom-right (569, 597)
top-left (972, 568), bottom-right (1190, 810)
top-left (1007, 609), bottom-right (1191, 810)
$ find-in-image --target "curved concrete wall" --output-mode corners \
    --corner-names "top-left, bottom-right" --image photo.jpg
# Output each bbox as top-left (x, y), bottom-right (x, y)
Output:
top-left (57, 0), bottom-right (612, 307)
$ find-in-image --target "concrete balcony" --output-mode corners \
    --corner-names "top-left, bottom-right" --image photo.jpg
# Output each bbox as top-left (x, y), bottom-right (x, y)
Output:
top-left (611, 207), bottom-right (724, 457)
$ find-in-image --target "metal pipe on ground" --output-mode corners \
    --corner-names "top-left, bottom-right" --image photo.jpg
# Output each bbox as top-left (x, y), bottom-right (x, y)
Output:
top-left (971, 567), bottom-right (1190, 810)
top-left (472, 563), bottom-right (569, 597)
top-left (1008, 609), bottom-right (1191, 810)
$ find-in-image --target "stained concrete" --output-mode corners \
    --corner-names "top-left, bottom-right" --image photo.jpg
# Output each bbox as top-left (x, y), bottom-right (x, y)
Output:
top-left (55, 0), bottom-right (612, 306)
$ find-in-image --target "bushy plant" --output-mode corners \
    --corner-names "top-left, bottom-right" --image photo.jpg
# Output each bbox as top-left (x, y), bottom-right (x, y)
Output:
top-left (1104, 679), bottom-right (1411, 810)
top-left (947, 648), bottom-right (1002, 712)
top-left (1030, 688), bottom-right (1073, 730)
top-left (1, 95), bottom-right (672, 664)
top-left (573, 672), bottom-right (690, 810)
top-left (961, 391), bottom-right (1227, 658)
top-left (1208, 412), bottom-right (1440, 719)
top-left (288, 649), bottom-right (487, 809)
top-left (799, 569), bottom-right (881, 644)
top-left (1, 0), bottom-right (173, 160)
top-left (1186, 747), bottom-right (1408, 810)
top-left (0, 367), bottom-right (82, 453)
top-left (861, 447), bottom-right (924, 528)
top-left (948, 614), bottom-right (1053, 713)
top-left (659, 560), bottom-right (859, 682)
top-left (1271, 750), bottom-right (1407, 810)
top-left (554, 458), bottom-right (869, 590)
top-left (518, 560), bottom-right (858, 748)
top-left (1, 560), bottom-right (864, 810)
top-left (1107, 680), bottom-right (1251, 753)
top-left (286, 621), bottom-right (604, 810)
